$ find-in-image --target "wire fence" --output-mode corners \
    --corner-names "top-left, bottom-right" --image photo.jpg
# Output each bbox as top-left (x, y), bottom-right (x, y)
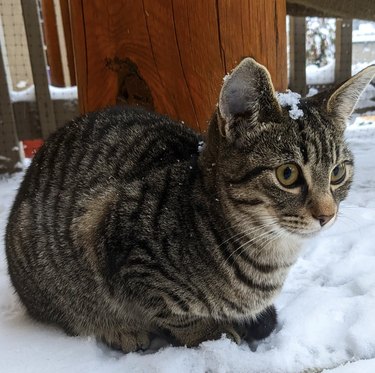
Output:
top-left (0, 0), bottom-right (78, 172)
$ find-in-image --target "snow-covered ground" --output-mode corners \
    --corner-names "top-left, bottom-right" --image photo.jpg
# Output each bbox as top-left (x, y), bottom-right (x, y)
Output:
top-left (1, 124), bottom-right (375, 373)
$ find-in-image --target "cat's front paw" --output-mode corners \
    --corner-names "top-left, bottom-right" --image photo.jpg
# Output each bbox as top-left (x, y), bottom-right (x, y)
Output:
top-left (220, 324), bottom-right (243, 344)
top-left (245, 304), bottom-right (277, 341)
top-left (101, 329), bottom-right (150, 353)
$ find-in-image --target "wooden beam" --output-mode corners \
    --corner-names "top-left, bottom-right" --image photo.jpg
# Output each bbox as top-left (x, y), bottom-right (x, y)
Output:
top-left (0, 19), bottom-right (21, 173)
top-left (59, 0), bottom-right (76, 85)
top-left (289, 16), bottom-right (307, 95)
top-left (41, 0), bottom-right (65, 87)
top-left (21, 0), bottom-right (57, 139)
top-left (335, 19), bottom-right (352, 84)
top-left (69, 0), bottom-right (87, 113)
top-left (53, 0), bottom-right (71, 86)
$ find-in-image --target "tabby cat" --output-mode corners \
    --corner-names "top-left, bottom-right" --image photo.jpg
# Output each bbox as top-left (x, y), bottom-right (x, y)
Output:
top-left (6, 58), bottom-right (375, 352)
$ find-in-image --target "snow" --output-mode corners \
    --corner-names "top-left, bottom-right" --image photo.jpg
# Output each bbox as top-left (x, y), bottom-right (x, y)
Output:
top-left (306, 60), bottom-right (336, 85)
top-left (197, 140), bottom-right (205, 153)
top-left (276, 90), bottom-right (304, 119)
top-left (353, 22), bottom-right (375, 44)
top-left (1, 124), bottom-right (375, 372)
top-left (223, 73), bottom-right (230, 82)
top-left (15, 80), bottom-right (28, 89)
top-left (306, 87), bottom-right (318, 97)
top-left (307, 60), bottom-right (375, 86)
top-left (324, 358), bottom-right (375, 372)
top-left (9, 85), bottom-right (78, 102)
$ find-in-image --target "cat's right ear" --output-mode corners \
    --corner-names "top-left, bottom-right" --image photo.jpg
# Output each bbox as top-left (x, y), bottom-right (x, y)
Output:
top-left (218, 58), bottom-right (282, 138)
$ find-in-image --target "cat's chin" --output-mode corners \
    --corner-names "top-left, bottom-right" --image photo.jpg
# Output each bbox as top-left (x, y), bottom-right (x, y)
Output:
top-left (295, 231), bottom-right (320, 239)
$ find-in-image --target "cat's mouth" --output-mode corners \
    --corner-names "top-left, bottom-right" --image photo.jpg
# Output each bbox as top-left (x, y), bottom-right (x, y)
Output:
top-left (280, 218), bottom-right (336, 238)
top-left (279, 225), bottom-right (319, 238)
top-left (277, 212), bottom-right (337, 238)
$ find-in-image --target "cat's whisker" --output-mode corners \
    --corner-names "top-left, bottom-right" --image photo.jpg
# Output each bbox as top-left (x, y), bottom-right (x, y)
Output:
top-left (336, 213), bottom-right (362, 230)
top-left (231, 229), bottom-right (284, 265)
top-left (248, 229), bottom-right (283, 254)
top-left (214, 219), bottom-right (279, 253)
top-left (248, 230), bottom-right (286, 262)
top-left (224, 221), bottom-right (280, 265)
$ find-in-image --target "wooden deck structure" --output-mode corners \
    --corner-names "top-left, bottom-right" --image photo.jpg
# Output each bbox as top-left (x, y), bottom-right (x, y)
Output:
top-left (69, 0), bottom-right (287, 133)
top-left (1, 0), bottom-right (375, 173)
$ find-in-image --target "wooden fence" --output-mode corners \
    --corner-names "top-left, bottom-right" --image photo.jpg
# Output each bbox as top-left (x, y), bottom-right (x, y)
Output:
top-left (289, 16), bottom-right (375, 115)
top-left (289, 17), bottom-right (353, 95)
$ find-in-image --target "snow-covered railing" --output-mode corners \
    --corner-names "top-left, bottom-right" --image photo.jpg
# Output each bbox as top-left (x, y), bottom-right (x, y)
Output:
top-left (289, 16), bottom-right (375, 123)
top-left (0, 0), bottom-right (78, 173)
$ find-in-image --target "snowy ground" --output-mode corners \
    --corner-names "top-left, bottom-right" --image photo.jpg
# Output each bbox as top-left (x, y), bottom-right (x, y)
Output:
top-left (1, 125), bottom-right (375, 373)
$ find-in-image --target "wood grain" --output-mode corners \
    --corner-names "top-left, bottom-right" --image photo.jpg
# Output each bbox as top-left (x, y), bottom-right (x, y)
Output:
top-left (69, 0), bottom-right (87, 113)
top-left (41, 0), bottom-right (65, 86)
top-left (60, 0), bottom-right (76, 85)
top-left (22, 0), bottom-right (57, 138)
top-left (70, 0), bottom-right (287, 132)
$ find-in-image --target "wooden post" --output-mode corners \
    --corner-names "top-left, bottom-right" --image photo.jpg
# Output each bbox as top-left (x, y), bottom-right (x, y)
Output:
top-left (21, 0), bottom-right (57, 138)
top-left (0, 18), bottom-right (21, 173)
top-left (335, 19), bottom-right (352, 84)
top-left (289, 16), bottom-right (307, 95)
top-left (41, 0), bottom-right (65, 87)
top-left (70, 0), bottom-right (287, 133)
top-left (59, 0), bottom-right (76, 86)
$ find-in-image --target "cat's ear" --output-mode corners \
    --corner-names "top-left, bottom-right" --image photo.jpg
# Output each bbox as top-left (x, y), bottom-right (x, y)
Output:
top-left (327, 65), bottom-right (375, 123)
top-left (218, 58), bottom-right (282, 138)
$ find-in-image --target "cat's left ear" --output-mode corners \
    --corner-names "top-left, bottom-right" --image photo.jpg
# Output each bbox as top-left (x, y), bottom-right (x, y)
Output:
top-left (327, 65), bottom-right (375, 124)
top-left (218, 58), bottom-right (282, 138)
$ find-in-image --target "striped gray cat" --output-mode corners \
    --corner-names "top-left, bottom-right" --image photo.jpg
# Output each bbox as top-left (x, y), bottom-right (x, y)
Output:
top-left (6, 58), bottom-right (375, 352)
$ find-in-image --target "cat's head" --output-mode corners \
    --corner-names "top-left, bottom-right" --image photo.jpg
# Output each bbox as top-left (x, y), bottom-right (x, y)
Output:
top-left (204, 58), bottom-right (375, 238)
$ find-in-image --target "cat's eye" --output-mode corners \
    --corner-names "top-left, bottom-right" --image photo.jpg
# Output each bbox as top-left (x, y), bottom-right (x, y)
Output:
top-left (330, 163), bottom-right (346, 184)
top-left (276, 163), bottom-right (300, 188)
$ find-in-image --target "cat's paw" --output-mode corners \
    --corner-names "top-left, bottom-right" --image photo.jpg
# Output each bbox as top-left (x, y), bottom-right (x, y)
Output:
top-left (167, 319), bottom-right (244, 347)
top-left (221, 325), bottom-right (243, 344)
top-left (245, 304), bottom-right (277, 341)
top-left (102, 330), bottom-right (150, 353)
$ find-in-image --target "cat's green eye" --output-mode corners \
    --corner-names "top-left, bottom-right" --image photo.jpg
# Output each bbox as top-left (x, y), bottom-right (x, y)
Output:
top-left (276, 163), bottom-right (300, 188)
top-left (331, 163), bottom-right (346, 184)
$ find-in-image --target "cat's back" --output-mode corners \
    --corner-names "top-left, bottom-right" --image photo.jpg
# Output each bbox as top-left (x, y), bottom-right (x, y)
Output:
top-left (12, 106), bottom-right (200, 206)
top-left (5, 107), bottom-right (201, 324)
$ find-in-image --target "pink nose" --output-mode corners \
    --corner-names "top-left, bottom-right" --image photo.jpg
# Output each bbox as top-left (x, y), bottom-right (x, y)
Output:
top-left (313, 214), bottom-right (334, 227)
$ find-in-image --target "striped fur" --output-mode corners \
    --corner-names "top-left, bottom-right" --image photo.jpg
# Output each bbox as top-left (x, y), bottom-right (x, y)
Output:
top-left (6, 59), bottom-right (373, 352)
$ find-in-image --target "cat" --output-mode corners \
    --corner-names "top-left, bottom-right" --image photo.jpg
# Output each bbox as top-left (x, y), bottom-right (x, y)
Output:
top-left (5, 58), bottom-right (375, 352)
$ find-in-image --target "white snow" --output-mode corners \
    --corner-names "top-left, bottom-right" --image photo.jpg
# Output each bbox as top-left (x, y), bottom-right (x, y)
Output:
top-left (9, 85), bottom-right (78, 103)
top-left (223, 73), bottom-right (230, 82)
top-left (307, 60), bottom-right (375, 86)
top-left (15, 80), bottom-right (28, 89)
top-left (306, 87), bottom-right (319, 97)
top-left (353, 22), bottom-right (375, 43)
top-left (306, 60), bottom-right (336, 85)
top-left (0, 155), bottom-right (11, 162)
top-left (1, 124), bottom-right (375, 372)
top-left (324, 358), bottom-right (375, 372)
top-left (197, 140), bottom-right (205, 153)
top-left (276, 90), bottom-right (304, 119)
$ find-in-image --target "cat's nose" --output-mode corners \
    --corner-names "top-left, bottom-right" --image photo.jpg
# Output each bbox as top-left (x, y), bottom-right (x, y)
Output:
top-left (313, 214), bottom-right (334, 227)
